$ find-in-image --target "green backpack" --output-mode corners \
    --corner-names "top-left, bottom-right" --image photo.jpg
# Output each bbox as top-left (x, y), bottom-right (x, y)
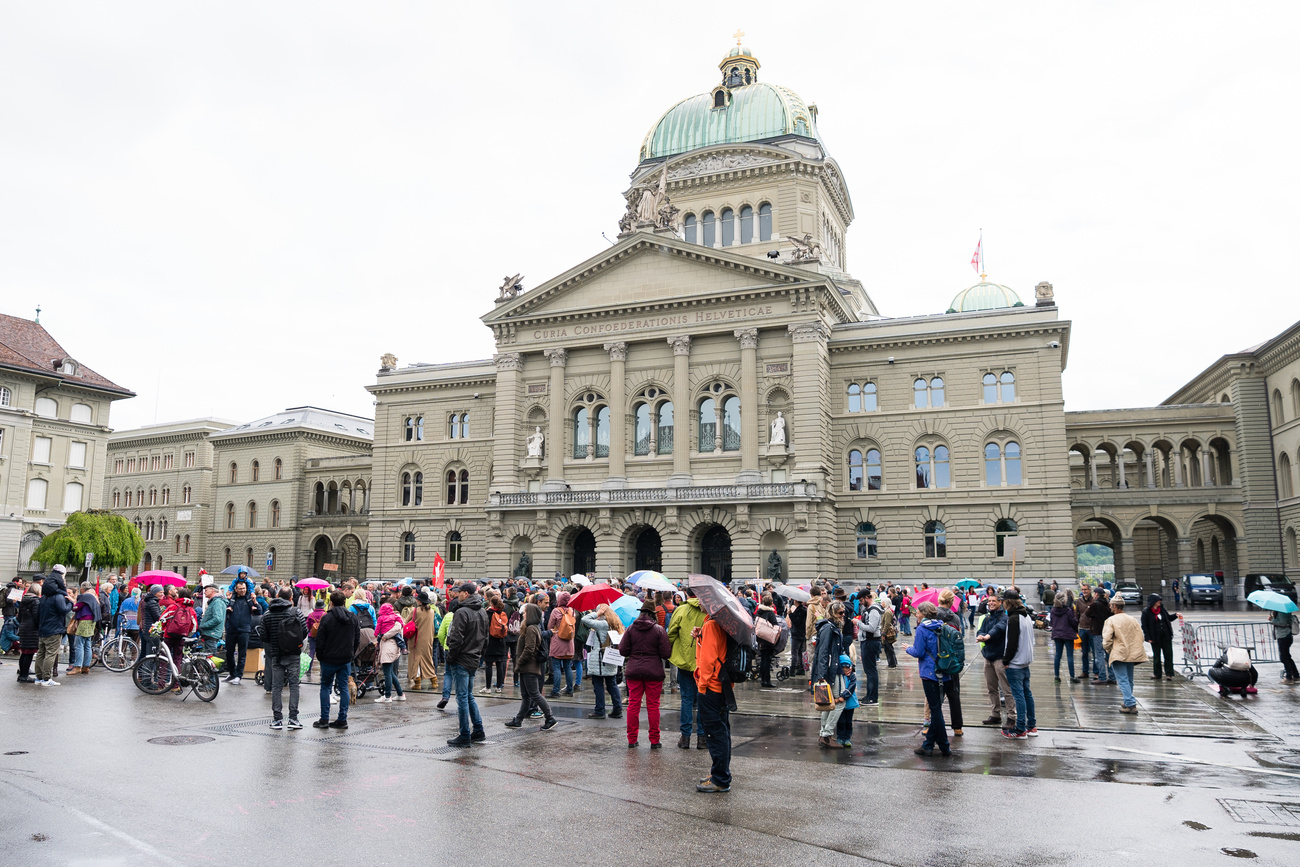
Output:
top-left (936, 623), bottom-right (966, 676)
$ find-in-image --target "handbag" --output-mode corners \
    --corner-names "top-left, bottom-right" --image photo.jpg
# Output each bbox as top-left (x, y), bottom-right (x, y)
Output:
top-left (812, 678), bottom-right (835, 710)
top-left (66, 617), bottom-right (78, 635)
top-left (755, 617), bottom-right (780, 645)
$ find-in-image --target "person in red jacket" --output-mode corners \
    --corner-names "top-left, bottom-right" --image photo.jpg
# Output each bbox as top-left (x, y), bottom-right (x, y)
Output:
top-left (618, 601), bottom-right (672, 748)
top-left (693, 614), bottom-right (730, 793)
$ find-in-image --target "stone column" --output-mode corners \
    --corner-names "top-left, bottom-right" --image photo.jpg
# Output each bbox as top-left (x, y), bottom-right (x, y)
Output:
top-left (1176, 537), bottom-right (1195, 578)
top-left (1117, 451), bottom-right (1127, 489)
top-left (542, 348), bottom-right (567, 491)
top-left (1145, 451), bottom-right (1156, 489)
top-left (1200, 450), bottom-right (1212, 487)
top-left (1173, 447), bottom-right (1184, 487)
top-left (604, 342), bottom-right (628, 489)
top-left (1118, 537), bottom-right (1136, 584)
top-left (1089, 454), bottom-right (1099, 489)
top-left (668, 335), bottom-right (692, 485)
top-left (735, 328), bottom-right (761, 484)
top-left (491, 352), bottom-right (523, 492)
top-left (788, 321), bottom-right (830, 483)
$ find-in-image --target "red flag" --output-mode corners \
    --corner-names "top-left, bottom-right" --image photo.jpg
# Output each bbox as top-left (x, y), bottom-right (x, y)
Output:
top-left (970, 238), bottom-right (983, 274)
top-left (432, 553), bottom-right (445, 589)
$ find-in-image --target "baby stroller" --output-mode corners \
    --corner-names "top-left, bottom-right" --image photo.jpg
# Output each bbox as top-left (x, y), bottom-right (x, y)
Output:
top-left (343, 627), bottom-right (379, 701)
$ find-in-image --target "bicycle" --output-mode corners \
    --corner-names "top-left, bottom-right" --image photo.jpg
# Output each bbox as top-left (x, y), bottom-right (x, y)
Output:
top-left (93, 628), bottom-right (139, 673)
top-left (133, 632), bottom-right (221, 702)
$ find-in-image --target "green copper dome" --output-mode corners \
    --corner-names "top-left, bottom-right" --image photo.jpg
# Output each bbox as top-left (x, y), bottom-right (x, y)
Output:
top-left (640, 82), bottom-right (820, 161)
top-left (947, 281), bottom-right (1024, 314)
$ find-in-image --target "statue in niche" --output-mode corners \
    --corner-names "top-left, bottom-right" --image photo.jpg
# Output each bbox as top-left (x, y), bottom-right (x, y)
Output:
top-left (767, 550), bottom-right (783, 583)
top-left (515, 551), bottom-right (531, 578)
top-left (526, 426), bottom-right (544, 458)
top-left (770, 411), bottom-right (786, 445)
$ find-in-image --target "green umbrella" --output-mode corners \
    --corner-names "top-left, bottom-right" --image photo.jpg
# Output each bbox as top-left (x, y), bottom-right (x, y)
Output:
top-left (1247, 589), bottom-right (1298, 613)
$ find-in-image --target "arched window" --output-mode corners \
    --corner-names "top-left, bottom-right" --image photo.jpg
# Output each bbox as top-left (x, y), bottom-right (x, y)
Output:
top-left (847, 383), bottom-right (861, 413)
top-left (248, 502), bottom-right (257, 528)
top-left (34, 397), bottom-right (57, 418)
top-left (856, 522), bottom-right (878, 559)
top-left (224, 548), bottom-right (231, 569)
top-left (183, 535), bottom-right (190, 555)
top-left (1005, 441), bottom-right (1022, 485)
top-left (702, 211), bottom-right (716, 247)
top-left (149, 487), bottom-right (157, 506)
top-left (739, 205), bottom-right (754, 244)
top-left (915, 445), bottom-right (951, 489)
top-left (402, 472), bottom-right (412, 506)
top-left (721, 396), bottom-right (741, 452)
top-left (985, 443), bottom-right (1002, 486)
top-left (70, 403), bottom-right (92, 423)
top-left (160, 519), bottom-right (167, 539)
top-left (635, 403), bottom-right (652, 456)
top-left (983, 373), bottom-right (998, 404)
top-left (1001, 371), bottom-right (1016, 403)
top-left (684, 213), bottom-right (697, 244)
top-left (124, 489), bottom-right (132, 507)
top-left (457, 414), bottom-right (468, 438)
top-left (63, 481), bottom-right (83, 512)
top-left (446, 470), bottom-right (457, 505)
top-left (0, 386), bottom-right (9, 406)
top-left (758, 203), bottom-right (772, 241)
top-left (848, 449), bottom-right (864, 491)
top-left (915, 446), bottom-right (931, 488)
top-left (866, 448), bottom-right (882, 490)
top-left (986, 440), bottom-right (1023, 486)
top-left (862, 382), bottom-right (877, 411)
top-left (720, 208), bottom-right (735, 246)
top-left (405, 417), bottom-right (415, 441)
top-left (914, 379), bottom-right (928, 409)
top-left (112, 490), bottom-right (120, 508)
top-left (229, 462), bottom-right (237, 484)
top-left (1274, 389), bottom-right (1285, 421)
top-left (1281, 452), bottom-right (1294, 499)
top-left (930, 377), bottom-right (945, 407)
top-left (459, 469), bottom-right (470, 505)
top-left (1292, 380), bottom-right (1300, 418)
top-left (914, 377), bottom-right (944, 408)
top-left (267, 547), bottom-right (276, 571)
top-left (995, 519), bottom-right (1019, 557)
top-left (182, 485), bottom-right (191, 504)
top-left (595, 406), bottom-right (611, 458)
top-left (447, 530), bottom-right (463, 563)
top-left (698, 397), bottom-right (716, 453)
top-left (225, 503), bottom-right (235, 529)
top-left (714, 90), bottom-right (726, 108)
top-left (251, 460), bottom-right (260, 482)
top-left (934, 445), bottom-right (950, 487)
top-left (402, 532), bottom-right (416, 563)
top-left (412, 472), bottom-right (423, 506)
top-left (573, 407), bottom-right (589, 459)
top-left (174, 535), bottom-right (181, 554)
top-left (161, 486), bottom-right (170, 505)
top-left (274, 458), bottom-right (282, 480)
top-left (271, 500), bottom-right (281, 528)
top-left (924, 521), bottom-right (947, 558)
top-left (657, 401), bottom-right (674, 455)
top-left (1287, 527), bottom-right (1298, 568)
top-left (245, 547), bottom-right (254, 569)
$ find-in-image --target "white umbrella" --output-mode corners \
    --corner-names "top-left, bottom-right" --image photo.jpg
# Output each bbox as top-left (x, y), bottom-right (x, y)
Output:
top-left (772, 584), bottom-right (811, 602)
top-left (570, 574), bottom-right (591, 587)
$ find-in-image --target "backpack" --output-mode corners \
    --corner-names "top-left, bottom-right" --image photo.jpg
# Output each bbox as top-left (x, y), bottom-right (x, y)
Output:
top-left (278, 613), bottom-right (305, 655)
top-left (489, 610), bottom-right (509, 639)
top-left (573, 613), bottom-right (591, 648)
top-left (166, 605), bottom-right (196, 636)
top-left (935, 622), bottom-right (965, 676)
top-left (721, 633), bottom-right (757, 684)
top-left (555, 607), bottom-right (576, 641)
top-left (507, 609), bottom-right (522, 637)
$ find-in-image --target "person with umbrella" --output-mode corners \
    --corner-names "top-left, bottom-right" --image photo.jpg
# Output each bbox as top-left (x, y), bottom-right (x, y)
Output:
top-left (906, 601), bottom-right (952, 757)
top-left (618, 600), bottom-right (672, 748)
top-left (581, 603), bottom-right (624, 720)
top-left (1250, 592), bottom-right (1299, 682)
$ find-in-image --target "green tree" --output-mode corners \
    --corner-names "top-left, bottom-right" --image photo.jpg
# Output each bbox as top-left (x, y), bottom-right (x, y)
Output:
top-left (31, 510), bottom-right (145, 572)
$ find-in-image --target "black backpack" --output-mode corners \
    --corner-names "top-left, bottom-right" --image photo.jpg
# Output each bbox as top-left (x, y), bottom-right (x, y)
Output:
top-left (721, 633), bottom-right (758, 684)
top-left (278, 613), bottom-right (305, 655)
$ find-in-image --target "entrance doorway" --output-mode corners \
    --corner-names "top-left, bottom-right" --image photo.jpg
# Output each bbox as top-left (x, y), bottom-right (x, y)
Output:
top-left (700, 525), bottom-right (732, 583)
top-left (634, 527), bottom-right (662, 572)
top-left (573, 528), bottom-right (597, 576)
top-left (313, 537), bottom-right (331, 577)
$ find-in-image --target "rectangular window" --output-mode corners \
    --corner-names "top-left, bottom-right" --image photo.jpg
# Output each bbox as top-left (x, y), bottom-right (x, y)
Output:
top-left (63, 482), bottom-right (83, 512)
top-left (151, 456), bottom-right (159, 470)
top-left (127, 458), bottom-right (135, 472)
top-left (68, 441), bottom-right (86, 468)
top-left (26, 478), bottom-right (48, 510)
top-left (184, 452), bottom-right (195, 468)
top-left (33, 436), bottom-right (52, 464)
top-left (164, 454), bottom-right (173, 469)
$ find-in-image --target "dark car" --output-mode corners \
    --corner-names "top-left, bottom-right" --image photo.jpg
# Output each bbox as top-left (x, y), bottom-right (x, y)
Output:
top-left (1245, 574), bottom-right (1298, 604)
top-left (1184, 573), bottom-right (1224, 608)
top-left (1115, 582), bottom-right (1143, 607)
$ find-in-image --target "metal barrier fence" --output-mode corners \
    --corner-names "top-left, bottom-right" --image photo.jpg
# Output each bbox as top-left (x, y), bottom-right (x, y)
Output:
top-left (1180, 620), bottom-right (1278, 678)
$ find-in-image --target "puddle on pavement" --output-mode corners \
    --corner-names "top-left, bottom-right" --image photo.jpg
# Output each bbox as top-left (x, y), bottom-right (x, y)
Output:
top-left (1220, 848), bottom-right (1257, 858)
top-left (1247, 831), bottom-right (1300, 841)
top-left (1183, 821), bottom-right (1211, 830)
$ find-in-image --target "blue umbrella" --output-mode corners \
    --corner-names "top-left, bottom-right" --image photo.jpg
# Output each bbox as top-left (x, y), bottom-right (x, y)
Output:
top-left (220, 565), bottom-right (260, 578)
top-left (611, 595), bottom-right (641, 628)
top-left (1247, 590), bottom-right (1298, 613)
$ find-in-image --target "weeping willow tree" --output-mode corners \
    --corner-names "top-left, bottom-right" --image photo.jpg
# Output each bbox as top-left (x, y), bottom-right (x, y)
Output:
top-left (31, 510), bottom-right (145, 571)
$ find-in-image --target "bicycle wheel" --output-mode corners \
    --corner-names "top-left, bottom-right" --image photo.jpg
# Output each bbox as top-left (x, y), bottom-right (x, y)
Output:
top-left (133, 654), bottom-right (174, 695)
top-left (191, 659), bottom-right (220, 702)
top-left (103, 636), bottom-right (139, 672)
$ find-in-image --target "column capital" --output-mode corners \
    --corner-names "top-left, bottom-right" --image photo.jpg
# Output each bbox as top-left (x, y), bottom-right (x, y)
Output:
top-left (603, 341), bottom-right (628, 362)
top-left (788, 321), bottom-right (829, 343)
top-left (493, 352), bottom-right (523, 371)
top-left (543, 348), bottom-right (568, 367)
top-left (667, 335), bottom-right (692, 356)
top-left (733, 327), bottom-right (759, 349)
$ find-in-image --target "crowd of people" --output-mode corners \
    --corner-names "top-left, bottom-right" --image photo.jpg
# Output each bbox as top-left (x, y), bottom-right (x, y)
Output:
top-left (5, 565), bottom-right (1298, 793)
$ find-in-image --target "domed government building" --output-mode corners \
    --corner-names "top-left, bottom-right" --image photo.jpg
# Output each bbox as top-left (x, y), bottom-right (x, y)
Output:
top-left (82, 44), bottom-right (1300, 597)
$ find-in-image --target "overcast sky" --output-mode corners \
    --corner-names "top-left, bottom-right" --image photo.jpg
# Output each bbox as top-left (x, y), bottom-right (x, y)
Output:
top-left (3, 2), bottom-right (1297, 430)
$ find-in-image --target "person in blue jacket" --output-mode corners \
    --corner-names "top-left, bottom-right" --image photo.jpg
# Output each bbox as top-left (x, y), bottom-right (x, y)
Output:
top-left (906, 601), bottom-right (951, 757)
top-left (835, 654), bottom-right (859, 748)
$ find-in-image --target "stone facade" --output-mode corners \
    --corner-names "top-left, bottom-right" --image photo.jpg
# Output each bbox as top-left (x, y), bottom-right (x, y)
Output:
top-left (1, 313), bottom-right (133, 576)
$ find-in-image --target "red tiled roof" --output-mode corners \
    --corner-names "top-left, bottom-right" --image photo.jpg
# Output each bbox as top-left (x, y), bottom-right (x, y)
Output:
top-left (0, 312), bottom-right (133, 396)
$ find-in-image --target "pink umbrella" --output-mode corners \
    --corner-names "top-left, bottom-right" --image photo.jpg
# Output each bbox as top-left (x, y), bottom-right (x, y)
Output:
top-left (131, 570), bottom-right (187, 588)
top-left (296, 577), bottom-right (330, 590)
top-left (911, 588), bottom-right (959, 611)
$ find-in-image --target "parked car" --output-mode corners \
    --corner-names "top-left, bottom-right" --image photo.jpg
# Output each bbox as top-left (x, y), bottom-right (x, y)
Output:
top-left (1184, 573), bottom-right (1224, 608)
top-left (1115, 582), bottom-right (1143, 607)
top-left (1244, 574), bottom-right (1298, 604)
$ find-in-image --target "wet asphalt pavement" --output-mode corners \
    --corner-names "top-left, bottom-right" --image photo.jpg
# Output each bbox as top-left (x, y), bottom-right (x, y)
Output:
top-left (1, 620), bottom-right (1298, 866)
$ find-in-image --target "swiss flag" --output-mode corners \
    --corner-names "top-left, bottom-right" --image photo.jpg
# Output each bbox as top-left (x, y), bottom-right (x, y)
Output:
top-left (970, 238), bottom-right (983, 274)
top-left (432, 553), bottom-right (445, 589)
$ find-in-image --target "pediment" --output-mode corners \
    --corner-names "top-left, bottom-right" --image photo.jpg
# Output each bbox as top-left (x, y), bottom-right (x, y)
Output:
top-left (483, 233), bottom-right (822, 327)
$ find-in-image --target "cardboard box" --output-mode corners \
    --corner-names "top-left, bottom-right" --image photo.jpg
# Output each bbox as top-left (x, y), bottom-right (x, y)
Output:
top-left (244, 647), bottom-right (262, 678)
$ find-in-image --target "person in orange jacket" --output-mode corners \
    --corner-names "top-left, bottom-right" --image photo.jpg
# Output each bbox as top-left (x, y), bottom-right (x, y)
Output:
top-left (693, 615), bottom-right (731, 794)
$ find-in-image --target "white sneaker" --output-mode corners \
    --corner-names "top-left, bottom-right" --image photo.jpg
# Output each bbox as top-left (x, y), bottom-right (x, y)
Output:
top-left (330, 693), bottom-right (340, 704)
top-left (477, 687), bottom-right (490, 695)
top-left (46, 679), bottom-right (60, 686)
top-left (394, 694), bottom-right (407, 702)
top-left (34, 680), bottom-right (48, 686)
top-left (375, 696), bottom-right (390, 703)
top-left (230, 677), bottom-right (241, 685)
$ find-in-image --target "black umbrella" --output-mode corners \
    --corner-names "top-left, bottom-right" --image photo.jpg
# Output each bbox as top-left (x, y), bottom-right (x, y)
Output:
top-left (687, 574), bottom-right (755, 646)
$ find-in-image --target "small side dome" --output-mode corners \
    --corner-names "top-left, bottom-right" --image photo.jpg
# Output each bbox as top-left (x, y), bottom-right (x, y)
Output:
top-left (947, 280), bottom-right (1023, 314)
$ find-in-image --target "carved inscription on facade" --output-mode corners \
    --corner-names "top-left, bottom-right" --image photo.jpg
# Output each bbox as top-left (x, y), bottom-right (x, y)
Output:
top-left (531, 304), bottom-right (777, 341)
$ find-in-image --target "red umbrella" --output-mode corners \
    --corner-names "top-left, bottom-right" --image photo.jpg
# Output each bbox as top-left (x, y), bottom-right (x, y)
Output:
top-left (568, 582), bottom-right (622, 612)
top-left (129, 570), bottom-right (187, 592)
